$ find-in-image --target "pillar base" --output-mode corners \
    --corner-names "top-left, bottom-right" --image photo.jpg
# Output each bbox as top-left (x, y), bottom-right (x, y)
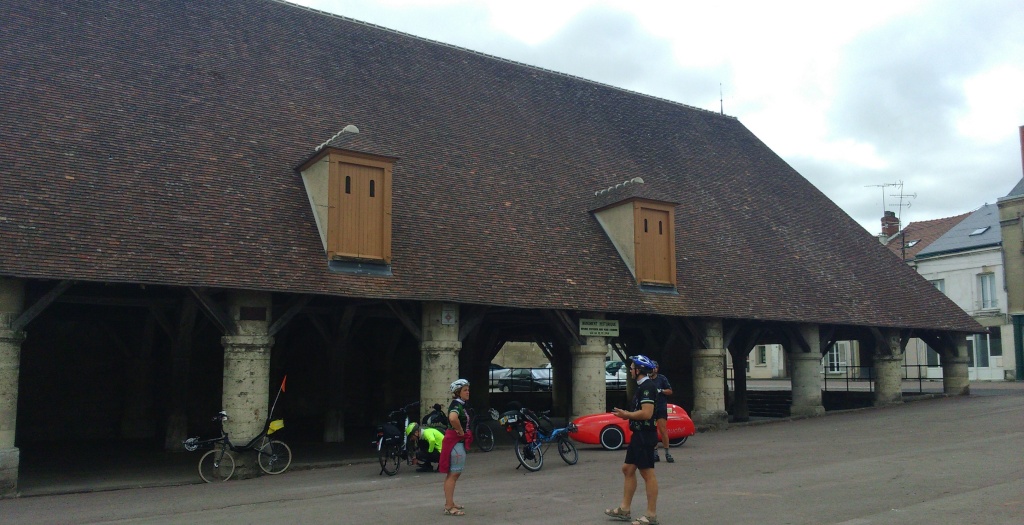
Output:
top-left (0, 447), bottom-right (19, 497)
top-left (691, 409), bottom-right (729, 430)
top-left (873, 354), bottom-right (904, 407)
top-left (790, 405), bottom-right (825, 418)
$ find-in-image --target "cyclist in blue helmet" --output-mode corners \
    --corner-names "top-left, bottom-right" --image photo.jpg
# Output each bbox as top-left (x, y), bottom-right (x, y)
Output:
top-left (604, 355), bottom-right (659, 525)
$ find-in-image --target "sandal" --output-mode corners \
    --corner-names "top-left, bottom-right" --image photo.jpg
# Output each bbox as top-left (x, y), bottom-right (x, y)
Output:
top-left (631, 515), bottom-right (658, 525)
top-left (443, 507), bottom-right (465, 516)
top-left (452, 504), bottom-right (465, 510)
top-left (604, 506), bottom-right (631, 521)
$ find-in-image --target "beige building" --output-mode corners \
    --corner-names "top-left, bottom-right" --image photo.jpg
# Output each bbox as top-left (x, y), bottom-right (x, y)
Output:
top-left (997, 126), bottom-right (1024, 380)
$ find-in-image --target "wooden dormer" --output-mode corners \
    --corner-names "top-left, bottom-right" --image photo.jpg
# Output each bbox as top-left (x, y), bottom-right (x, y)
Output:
top-left (296, 126), bottom-right (395, 266)
top-left (591, 178), bottom-right (678, 288)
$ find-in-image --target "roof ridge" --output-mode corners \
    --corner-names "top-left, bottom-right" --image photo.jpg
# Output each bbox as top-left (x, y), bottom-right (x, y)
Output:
top-left (903, 211), bottom-right (971, 228)
top-left (273, 0), bottom-right (734, 121)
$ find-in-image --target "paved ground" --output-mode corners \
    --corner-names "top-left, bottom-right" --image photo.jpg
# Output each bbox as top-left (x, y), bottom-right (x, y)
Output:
top-left (2, 382), bottom-right (1022, 524)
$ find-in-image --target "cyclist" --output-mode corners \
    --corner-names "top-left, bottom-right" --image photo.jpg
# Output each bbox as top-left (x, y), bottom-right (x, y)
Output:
top-left (407, 422), bottom-right (444, 472)
top-left (440, 378), bottom-right (472, 516)
top-left (650, 361), bottom-right (674, 463)
top-left (604, 354), bottom-right (659, 525)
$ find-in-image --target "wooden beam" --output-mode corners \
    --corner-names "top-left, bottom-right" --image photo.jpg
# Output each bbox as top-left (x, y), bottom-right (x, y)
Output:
top-left (386, 301), bottom-right (421, 341)
top-left (12, 280), bottom-right (73, 331)
top-left (679, 317), bottom-right (710, 349)
top-left (268, 294), bottom-right (313, 337)
top-left (188, 287), bottom-right (237, 336)
top-left (459, 306), bottom-right (490, 342)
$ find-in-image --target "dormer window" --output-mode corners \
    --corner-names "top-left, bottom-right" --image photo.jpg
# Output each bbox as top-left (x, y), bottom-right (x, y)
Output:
top-left (328, 153), bottom-right (392, 262)
top-left (297, 127), bottom-right (395, 268)
top-left (635, 201), bottom-right (676, 286)
top-left (591, 178), bottom-right (678, 289)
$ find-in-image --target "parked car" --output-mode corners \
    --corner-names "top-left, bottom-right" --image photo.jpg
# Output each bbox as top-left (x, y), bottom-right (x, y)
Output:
top-left (605, 360), bottom-right (625, 375)
top-left (605, 369), bottom-right (627, 389)
top-left (489, 363), bottom-right (511, 390)
top-left (569, 403), bottom-right (695, 450)
top-left (498, 367), bottom-right (552, 392)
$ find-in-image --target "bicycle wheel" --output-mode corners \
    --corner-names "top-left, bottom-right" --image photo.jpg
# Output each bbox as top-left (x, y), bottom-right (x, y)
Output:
top-left (474, 422), bottom-right (495, 452)
top-left (514, 440), bottom-right (543, 472)
top-left (198, 447), bottom-right (235, 482)
top-left (379, 442), bottom-right (400, 476)
top-left (258, 439), bottom-right (293, 475)
top-left (557, 436), bottom-right (578, 465)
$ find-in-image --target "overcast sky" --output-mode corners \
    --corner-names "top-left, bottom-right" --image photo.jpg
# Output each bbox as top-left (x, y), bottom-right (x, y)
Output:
top-left (288, 0), bottom-right (1024, 234)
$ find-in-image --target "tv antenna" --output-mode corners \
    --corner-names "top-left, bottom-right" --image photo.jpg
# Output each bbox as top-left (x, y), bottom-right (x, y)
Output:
top-left (866, 180), bottom-right (916, 260)
top-left (865, 181), bottom-right (902, 217)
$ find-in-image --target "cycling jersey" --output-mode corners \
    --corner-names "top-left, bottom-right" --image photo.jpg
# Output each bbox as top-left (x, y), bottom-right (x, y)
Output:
top-left (630, 376), bottom-right (658, 430)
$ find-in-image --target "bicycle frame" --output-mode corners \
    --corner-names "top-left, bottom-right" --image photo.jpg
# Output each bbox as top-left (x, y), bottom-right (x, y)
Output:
top-left (375, 401), bottom-right (419, 475)
top-left (183, 410), bottom-right (293, 482)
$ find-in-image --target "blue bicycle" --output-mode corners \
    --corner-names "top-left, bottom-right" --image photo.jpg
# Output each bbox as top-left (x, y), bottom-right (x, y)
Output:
top-left (499, 406), bottom-right (578, 472)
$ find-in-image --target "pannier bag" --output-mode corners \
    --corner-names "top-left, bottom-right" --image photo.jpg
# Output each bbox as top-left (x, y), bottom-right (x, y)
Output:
top-left (380, 422), bottom-right (403, 446)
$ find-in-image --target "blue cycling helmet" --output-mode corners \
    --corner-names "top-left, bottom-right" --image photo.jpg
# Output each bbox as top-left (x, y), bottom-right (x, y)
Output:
top-left (629, 354), bottom-right (656, 372)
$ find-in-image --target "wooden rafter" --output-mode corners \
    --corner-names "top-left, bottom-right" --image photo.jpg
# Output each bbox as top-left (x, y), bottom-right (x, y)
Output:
top-left (12, 280), bottom-right (73, 331)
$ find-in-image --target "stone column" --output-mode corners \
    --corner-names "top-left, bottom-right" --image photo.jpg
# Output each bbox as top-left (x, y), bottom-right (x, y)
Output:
top-left (0, 278), bottom-right (25, 496)
top-left (873, 330), bottom-right (904, 406)
top-left (692, 319), bottom-right (728, 428)
top-left (789, 324), bottom-right (824, 417)
top-left (570, 334), bottom-right (607, 418)
top-left (942, 337), bottom-right (970, 395)
top-left (420, 302), bottom-right (461, 414)
top-left (221, 291), bottom-right (273, 480)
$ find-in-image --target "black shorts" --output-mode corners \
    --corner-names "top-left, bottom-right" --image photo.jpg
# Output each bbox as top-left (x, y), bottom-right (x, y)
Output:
top-left (654, 404), bottom-right (668, 420)
top-left (624, 428), bottom-right (657, 469)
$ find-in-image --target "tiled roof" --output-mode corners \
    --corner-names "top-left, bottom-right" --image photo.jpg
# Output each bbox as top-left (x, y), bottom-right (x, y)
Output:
top-left (0, 0), bottom-right (980, 332)
top-left (885, 212), bottom-right (970, 261)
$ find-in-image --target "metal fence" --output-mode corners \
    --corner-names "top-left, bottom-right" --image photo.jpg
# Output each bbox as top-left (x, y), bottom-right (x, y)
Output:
top-left (728, 364), bottom-right (937, 393)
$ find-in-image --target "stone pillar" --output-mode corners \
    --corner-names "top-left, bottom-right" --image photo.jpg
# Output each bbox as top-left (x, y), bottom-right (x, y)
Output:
top-left (420, 302), bottom-right (461, 414)
top-left (873, 330), bottom-right (904, 406)
top-left (942, 337), bottom-right (970, 395)
top-left (789, 324), bottom-right (824, 417)
top-left (221, 291), bottom-right (273, 480)
top-left (570, 334), bottom-right (607, 418)
top-left (692, 319), bottom-right (728, 428)
top-left (0, 278), bottom-right (25, 496)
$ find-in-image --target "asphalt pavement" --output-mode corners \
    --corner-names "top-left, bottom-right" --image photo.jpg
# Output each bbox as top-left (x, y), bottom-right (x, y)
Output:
top-left (2, 381), bottom-right (1022, 524)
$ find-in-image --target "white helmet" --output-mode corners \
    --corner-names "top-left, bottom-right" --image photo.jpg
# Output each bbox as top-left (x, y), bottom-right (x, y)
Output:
top-left (450, 378), bottom-right (470, 394)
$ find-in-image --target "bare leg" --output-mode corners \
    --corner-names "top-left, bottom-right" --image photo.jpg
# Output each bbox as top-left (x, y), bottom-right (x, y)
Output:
top-left (444, 472), bottom-right (460, 509)
top-left (620, 463), bottom-right (638, 510)
top-left (638, 467), bottom-right (658, 517)
top-left (657, 418), bottom-right (669, 450)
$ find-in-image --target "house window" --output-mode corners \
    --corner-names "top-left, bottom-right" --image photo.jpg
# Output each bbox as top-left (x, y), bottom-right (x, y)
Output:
top-left (925, 343), bottom-right (939, 367)
top-left (904, 239), bottom-right (920, 248)
top-left (978, 273), bottom-right (997, 309)
top-left (929, 279), bottom-right (945, 294)
top-left (755, 345), bottom-right (767, 366)
top-left (969, 226), bottom-right (989, 236)
top-left (825, 341), bottom-right (848, 373)
top-left (971, 334), bottom-right (990, 367)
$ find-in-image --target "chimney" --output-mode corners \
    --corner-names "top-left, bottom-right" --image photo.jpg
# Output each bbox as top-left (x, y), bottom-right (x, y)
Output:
top-left (881, 210), bottom-right (899, 238)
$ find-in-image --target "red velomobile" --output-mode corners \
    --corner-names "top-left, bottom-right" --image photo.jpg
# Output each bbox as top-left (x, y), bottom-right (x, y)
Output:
top-left (569, 404), bottom-right (695, 450)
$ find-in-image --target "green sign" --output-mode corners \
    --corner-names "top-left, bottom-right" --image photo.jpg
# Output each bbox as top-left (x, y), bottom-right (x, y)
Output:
top-left (579, 319), bottom-right (619, 337)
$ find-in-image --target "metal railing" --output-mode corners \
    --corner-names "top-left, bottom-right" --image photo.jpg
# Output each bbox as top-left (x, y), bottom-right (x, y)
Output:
top-left (728, 364), bottom-right (937, 393)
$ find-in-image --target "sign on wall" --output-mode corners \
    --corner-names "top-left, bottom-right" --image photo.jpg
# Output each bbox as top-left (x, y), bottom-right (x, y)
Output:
top-left (579, 319), bottom-right (619, 337)
top-left (441, 304), bottom-right (459, 325)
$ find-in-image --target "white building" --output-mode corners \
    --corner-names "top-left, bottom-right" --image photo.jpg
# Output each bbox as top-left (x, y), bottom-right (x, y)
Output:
top-left (911, 204), bottom-right (1013, 380)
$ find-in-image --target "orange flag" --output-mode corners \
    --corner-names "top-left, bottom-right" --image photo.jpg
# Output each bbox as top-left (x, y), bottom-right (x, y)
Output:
top-left (280, 375), bottom-right (287, 393)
